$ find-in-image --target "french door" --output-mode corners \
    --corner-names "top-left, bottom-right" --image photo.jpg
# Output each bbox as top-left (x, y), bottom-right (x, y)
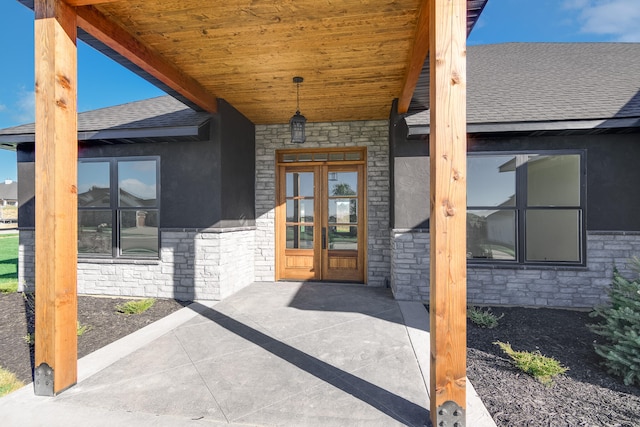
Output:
top-left (276, 149), bottom-right (366, 283)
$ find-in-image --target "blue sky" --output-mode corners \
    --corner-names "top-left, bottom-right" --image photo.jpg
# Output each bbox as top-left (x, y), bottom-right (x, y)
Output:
top-left (1, 0), bottom-right (639, 181)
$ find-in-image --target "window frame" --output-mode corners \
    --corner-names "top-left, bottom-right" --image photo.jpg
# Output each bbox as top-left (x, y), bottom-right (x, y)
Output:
top-left (467, 150), bottom-right (586, 267)
top-left (78, 156), bottom-right (161, 259)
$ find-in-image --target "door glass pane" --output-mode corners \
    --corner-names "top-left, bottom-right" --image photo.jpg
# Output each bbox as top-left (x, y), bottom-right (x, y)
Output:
top-left (526, 210), bottom-right (580, 262)
top-left (120, 210), bottom-right (159, 257)
top-left (286, 225), bottom-right (314, 249)
top-left (118, 160), bottom-right (157, 207)
top-left (467, 156), bottom-right (516, 207)
top-left (78, 161), bottom-right (110, 207)
top-left (329, 153), bottom-right (344, 161)
top-left (345, 152), bottom-right (362, 161)
top-left (286, 172), bottom-right (314, 197)
top-left (328, 199), bottom-right (357, 224)
top-left (328, 172), bottom-right (357, 196)
top-left (527, 155), bottom-right (580, 207)
top-left (78, 210), bottom-right (112, 255)
top-left (467, 210), bottom-right (516, 260)
top-left (298, 153), bottom-right (313, 162)
top-left (286, 199), bottom-right (314, 222)
top-left (328, 226), bottom-right (357, 250)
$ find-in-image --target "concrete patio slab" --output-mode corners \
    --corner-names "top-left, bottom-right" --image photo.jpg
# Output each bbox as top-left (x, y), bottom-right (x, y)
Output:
top-left (0, 282), bottom-right (496, 426)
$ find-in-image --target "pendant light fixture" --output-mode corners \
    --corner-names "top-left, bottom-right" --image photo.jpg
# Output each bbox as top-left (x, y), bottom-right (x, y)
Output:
top-left (289, 76), bottom-right (307, 144)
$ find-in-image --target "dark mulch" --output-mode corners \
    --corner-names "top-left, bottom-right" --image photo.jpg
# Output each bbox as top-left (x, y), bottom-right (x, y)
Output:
top-left (0, 292), bottom-right (187, 384)
top-left (467, 306), bottom-right (640, 427)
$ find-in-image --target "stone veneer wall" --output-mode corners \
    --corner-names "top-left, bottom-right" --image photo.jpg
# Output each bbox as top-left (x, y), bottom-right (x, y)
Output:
top-left (255, 121), bottom-right (390, 286)
top-left (18, 227), bottom-right (255, 301)
top-left (391, 230), bottom-right (640, 308)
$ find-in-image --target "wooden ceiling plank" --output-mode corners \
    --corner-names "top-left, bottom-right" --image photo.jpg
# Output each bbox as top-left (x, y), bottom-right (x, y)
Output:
top-left (75, 5), bottom-right (218, 113)
top-left (65, 0), bottom-right (121, 6)
top-left (398, 0), bottom-right (429, 113)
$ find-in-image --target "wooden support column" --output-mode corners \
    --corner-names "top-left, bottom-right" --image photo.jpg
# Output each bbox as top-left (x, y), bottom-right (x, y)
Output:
top-left (34, 0), bottom-right (78, 396)
top-left (429, 0), bottom-right (467, 425)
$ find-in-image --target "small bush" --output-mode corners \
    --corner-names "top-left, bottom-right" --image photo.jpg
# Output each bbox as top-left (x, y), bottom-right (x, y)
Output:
top-left (468, 306), bottom-right (504, 328)
top-left (23, 333), bottom-right (34, 346)
top-left (0, 366), bottom-right (24, 397)
top-left (77, 321), bottom-right (91, 336)
top-left (589, 258), bottom-right (640, 386)
top-left (116, 298), bottom-right (156, 315)
top-left (494, 341), bottom-right (568, 385)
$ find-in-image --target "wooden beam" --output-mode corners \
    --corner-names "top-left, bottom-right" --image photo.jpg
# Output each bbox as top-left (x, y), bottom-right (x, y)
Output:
top-left (75, 5), bottom-right (218, 113)
top-left (429, 0), bottom-right (467, 425)
top-left (34, 0), bottom-right (78, 396)
top-left (65, 0), bottom-right (120, 6)
top-left (397, 0), bottom-right (430, 114)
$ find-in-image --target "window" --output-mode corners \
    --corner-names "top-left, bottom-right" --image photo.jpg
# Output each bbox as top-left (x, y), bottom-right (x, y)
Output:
top-left (78, 158), bottom-right (160, 258)
top-left (467, 152), bottom-right (584, 264)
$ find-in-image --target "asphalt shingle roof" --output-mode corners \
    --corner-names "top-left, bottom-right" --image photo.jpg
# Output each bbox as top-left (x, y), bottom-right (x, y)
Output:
top-left (407, 42), bottom-right (640, 128)
top-left (0, 95), bottom-right (210, 139)
top-left (0, 181), bottom-right (17, 201)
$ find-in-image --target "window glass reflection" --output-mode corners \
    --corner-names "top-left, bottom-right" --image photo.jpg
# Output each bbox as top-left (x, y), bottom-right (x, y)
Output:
top-left (78, 210), bottom-right (112, 255)
top-left (285, 172), bottom-right (314, 197)
top-left (527, 155), bottom-right (580, 207)
top-left (328, 226), bottom-right (357, 250)
top-left (328, 172), bottom-right (357, 196)
top-left (467, 156), bottom-right (516, 207)
top-left (286, 225), bottom-right (314, 249)
top-left (118, 160), bottom-right (157, 207)
top-left (328, 199), bottom-right (357, 224)
top-left (78, 162), bottom-right (110, 208)
top-left (526, 210), bottom-right (580, 262)
top-left (286, 199), bottom-right (314, 222)
top-left (120, 210), bottom-right (159, 257)
top-left (467, 210), bottom-right (516, 260)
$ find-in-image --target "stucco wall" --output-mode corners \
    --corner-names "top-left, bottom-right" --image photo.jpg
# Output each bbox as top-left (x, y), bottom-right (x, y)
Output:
top-left (254, 120), bottom-right (390, 286)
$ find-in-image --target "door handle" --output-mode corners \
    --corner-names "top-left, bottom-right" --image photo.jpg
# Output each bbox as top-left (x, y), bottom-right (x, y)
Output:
top-left (322, 227), bottom-right (327, 250)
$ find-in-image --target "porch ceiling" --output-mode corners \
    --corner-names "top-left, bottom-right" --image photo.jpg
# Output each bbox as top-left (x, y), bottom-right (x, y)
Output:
top-left (20, 0), bottom-right (486, 124)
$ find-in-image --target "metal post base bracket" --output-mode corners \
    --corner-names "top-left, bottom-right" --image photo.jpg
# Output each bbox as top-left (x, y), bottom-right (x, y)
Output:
top-left (436, 400), bottom-right (465, 427)
top-left (34, 363), bottom-right (54, 396)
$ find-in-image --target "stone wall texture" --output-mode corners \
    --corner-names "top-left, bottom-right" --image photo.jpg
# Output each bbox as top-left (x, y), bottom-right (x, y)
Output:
top-left (18, 228), bottom-right (255, 301)
top-left (391, 230), bottom-right (640, 308)
top-left (255, 120), bottom-right (390, 286)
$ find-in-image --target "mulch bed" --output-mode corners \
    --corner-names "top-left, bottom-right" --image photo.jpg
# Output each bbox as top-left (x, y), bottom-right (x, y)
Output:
top-left (467, 306), bottom-right (640, 426)
top-left (0, 292), bottom-right (186, 384)
top-left (1, 293), bottom-right (639, 426)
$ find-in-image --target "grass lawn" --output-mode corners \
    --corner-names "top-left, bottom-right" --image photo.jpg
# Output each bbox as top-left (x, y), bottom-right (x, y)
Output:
top-left (0, 233), bottom-right (18, 293)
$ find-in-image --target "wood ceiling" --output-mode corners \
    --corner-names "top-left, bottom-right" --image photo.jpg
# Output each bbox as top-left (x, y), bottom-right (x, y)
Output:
top-left (22, 0), bottom-right (487, 124)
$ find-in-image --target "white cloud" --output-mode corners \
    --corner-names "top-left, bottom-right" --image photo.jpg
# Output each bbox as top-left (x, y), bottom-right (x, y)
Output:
top-left (565, 0), bottom-right (640, 42)
top-left (0, 104), bottom-right (6, 112)
top-left (120, 178), bottom-right (156, 200)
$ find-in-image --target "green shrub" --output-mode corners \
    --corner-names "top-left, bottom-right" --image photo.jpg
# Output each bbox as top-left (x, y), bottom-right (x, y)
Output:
top-left (468, 306), bottom-right (504, 328)
top-left (494, 341), bottom-right (568, 385)
top-left (77, 321), bottom-right (91, 336)
top-left (116, 298), bottom-right (156, 315)
top-left (589, 258), bottom-right (640, 386)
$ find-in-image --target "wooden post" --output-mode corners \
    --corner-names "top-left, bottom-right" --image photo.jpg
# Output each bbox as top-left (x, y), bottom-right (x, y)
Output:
top-left (34, 0), bottom-right (78, 396)
top-left (429, 0), bottom-right (467, 425)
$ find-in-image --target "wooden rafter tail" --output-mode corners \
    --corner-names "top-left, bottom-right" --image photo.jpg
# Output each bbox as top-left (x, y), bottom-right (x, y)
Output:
top-left (397, 0), bottom-right (430, 114)
top-left (75, 5), bottom-right (218, 114)
top-left (429, 0), bottom-right (467, 425)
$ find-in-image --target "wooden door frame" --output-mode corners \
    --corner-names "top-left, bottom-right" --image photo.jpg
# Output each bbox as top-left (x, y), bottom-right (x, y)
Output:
top-left (275, 147), bottom-right (367, 283)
